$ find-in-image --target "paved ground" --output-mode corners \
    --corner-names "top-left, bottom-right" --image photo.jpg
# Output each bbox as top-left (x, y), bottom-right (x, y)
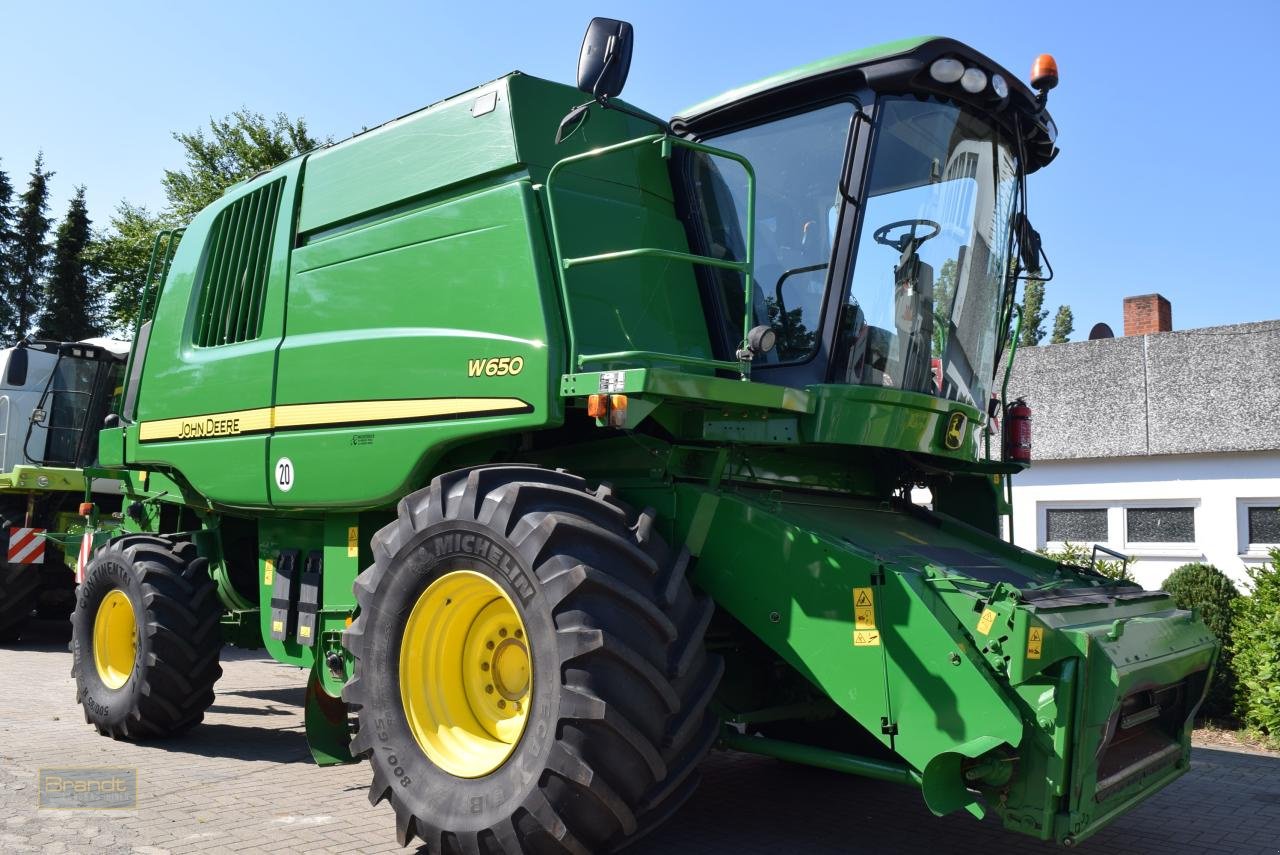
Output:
top-left (3, 618), bottom-right (1278, 855)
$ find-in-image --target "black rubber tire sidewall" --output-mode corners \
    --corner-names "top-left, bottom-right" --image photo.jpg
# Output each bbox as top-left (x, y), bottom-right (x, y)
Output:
top-left (359, 519), bottom-right (559, 833)
top-left (71, 553), bottom-right (146, 730)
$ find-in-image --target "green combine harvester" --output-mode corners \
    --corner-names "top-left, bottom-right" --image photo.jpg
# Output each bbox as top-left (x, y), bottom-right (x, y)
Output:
top-left (0, 338), bottom-right (127, 641)
top-left (72, 20), bottom-right (1218, 851)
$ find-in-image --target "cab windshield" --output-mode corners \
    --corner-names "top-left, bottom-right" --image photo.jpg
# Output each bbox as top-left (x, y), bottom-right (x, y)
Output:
top-left (836, 96), bottom-right (1018, 408)
top-left (687, 95), bottom-right (1019, 408)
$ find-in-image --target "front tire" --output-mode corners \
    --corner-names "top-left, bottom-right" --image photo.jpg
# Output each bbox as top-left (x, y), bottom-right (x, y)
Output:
top-left (71, 535), bottom-right (223, 738)
top-left (343, 465), bottom-right (722, 852)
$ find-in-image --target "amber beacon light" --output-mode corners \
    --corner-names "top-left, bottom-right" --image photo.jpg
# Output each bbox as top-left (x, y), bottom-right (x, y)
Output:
top-left (1030, 53), bottom-right (1059, 93)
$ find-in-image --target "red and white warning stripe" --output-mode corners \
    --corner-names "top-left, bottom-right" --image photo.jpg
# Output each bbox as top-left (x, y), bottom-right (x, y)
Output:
top-left (8, 527), bottom-right (46, 565)
top-left (76, 529), bottom-right (94, 584)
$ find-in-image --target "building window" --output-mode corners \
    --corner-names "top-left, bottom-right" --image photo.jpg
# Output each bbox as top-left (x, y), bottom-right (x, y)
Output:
top-left (1240, 501), bottom-right (1280, 555)
top-left (1046, 508), bottom-right (1108, 543)
top-left (1126, 507), bottom-right (1195, 543)
top-left (1248, 505), bottom-right (1280, 545)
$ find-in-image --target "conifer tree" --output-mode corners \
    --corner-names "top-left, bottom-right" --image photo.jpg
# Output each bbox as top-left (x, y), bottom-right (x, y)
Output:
top-left (1050, 304), bottom-right (1074, 344)
top-left (1018, 277), bottom-right (1048, 346)
top-left (0, 160), bottom-right (18, 336)
top-left (11, 154), bottom-right (54, 340)
top-left (38, 187), bottom-right (102, 341)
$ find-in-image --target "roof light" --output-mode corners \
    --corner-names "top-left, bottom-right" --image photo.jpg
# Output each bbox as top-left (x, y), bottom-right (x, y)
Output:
top-left (1031, 54), bottom-right (1059, 92)
top-left (991, 73), bottom-right (1009, 99)
top-left (929, 58), bottom-right (965, 84)
top-left (960, 67), bottom-right (988, 94)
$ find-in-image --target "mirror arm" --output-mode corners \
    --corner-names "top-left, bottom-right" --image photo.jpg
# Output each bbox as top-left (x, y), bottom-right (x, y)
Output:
top-left (555, 96), bottom-right (671, 145)
top-left (596, 95), bottom-right (672, 134)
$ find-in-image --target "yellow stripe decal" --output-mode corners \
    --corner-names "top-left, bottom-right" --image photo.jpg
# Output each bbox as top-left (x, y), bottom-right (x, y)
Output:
top-left (138, 397), bottom-right (530, 443)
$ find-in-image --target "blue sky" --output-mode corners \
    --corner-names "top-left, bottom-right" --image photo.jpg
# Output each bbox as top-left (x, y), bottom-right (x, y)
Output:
top-left (2, 0), bottom-right (1277, 337)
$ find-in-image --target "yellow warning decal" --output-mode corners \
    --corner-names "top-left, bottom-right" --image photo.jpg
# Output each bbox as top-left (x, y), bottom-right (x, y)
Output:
top-left (347, 526), bottom-right (359, 558)
top-left (1027, 626), bottom-right (1044, 660)
top-left (853, 630), bottom-right (881, 647)
top-left (271, 620), bottom-right (284, 633)
top-left (853, 587), bottom-right (875, 629)
top-left (977, 608), bottom-right (998, 635)
top-left (299, 625), bottom-right (311, 639)
top-left (263, 558), bottom-right (274, 586)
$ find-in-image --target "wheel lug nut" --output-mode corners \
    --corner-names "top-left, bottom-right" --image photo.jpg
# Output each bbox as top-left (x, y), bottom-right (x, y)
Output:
top-left (485, 684), bottom-right (494, 694)
top-left (486, 640), bottom-right (495, 650)
top-left (514, 628), bottom-right (523, 639)
top-left (499, 628), bottom-right (508, 638)
top-left (481, 662), bottom-right (489, 671)
top-left (497, 700), bottom-right (506, 710)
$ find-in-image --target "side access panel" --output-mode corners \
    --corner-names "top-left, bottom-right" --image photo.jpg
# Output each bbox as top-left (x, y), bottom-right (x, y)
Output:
top-left (126, 163), bottom-right (303, 507)
top-left (267, 181), bottom-right (563, 507)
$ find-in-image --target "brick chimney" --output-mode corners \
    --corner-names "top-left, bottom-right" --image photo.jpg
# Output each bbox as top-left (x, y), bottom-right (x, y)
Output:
top-left (1123, 293), bottom-right (1172, 336)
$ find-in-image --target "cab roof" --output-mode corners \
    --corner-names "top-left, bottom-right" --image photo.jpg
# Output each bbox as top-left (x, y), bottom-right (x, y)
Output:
top-left (675, 36), bottom-right (935, 120)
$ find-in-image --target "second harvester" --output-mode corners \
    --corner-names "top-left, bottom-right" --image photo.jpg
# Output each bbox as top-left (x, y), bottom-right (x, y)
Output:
top-left (72, 19), bottom-right (1217, 852)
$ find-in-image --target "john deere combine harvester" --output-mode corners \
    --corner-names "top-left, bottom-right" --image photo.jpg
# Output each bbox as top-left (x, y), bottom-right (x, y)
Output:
top-left (0, 338), bottom-right (127, 640)
top-left (73, 19), bottom-right (1217, 851)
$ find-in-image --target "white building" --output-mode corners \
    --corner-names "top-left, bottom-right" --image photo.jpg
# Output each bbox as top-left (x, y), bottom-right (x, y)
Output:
top-left (1006, 295), bottom-right (1280, 591)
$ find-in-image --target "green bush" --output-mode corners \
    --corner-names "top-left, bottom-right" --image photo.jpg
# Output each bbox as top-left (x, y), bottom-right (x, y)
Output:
top-left (1160, 563), bottom-right (1239, 720)
top-left (1038, 542), bottom-right (1135, 583)
top-left (1230, 550), bottom-right (1280, 746)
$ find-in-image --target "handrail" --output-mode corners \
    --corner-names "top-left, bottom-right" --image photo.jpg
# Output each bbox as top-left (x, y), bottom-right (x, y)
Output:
top-left (119, 228), bottom-right (183, 420)
top-left (544, 134), bottom-right (756, 377)
top-left (1000, 303), bottom-right (1023, 543)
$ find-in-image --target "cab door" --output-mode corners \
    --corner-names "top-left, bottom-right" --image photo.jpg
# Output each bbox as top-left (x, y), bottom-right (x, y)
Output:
top-left (128, 162), bottom-right (301, 507)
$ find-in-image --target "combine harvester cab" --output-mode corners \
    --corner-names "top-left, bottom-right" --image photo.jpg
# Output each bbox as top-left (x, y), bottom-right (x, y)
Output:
top-left (72, 18), bottom-right (1218, 852)
top-left (0, 338), bottom-right (128, 641)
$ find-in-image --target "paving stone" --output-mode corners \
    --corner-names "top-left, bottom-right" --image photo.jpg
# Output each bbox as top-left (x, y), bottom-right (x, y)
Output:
top-left (3, 618), bottom-right (1279, 854)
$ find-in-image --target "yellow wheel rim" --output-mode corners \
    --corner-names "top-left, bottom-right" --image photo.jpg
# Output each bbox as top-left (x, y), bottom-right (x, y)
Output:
top-left (93, 589), bottom-right (137, 690)
top-left (400, 570), bottom-right (532, 778)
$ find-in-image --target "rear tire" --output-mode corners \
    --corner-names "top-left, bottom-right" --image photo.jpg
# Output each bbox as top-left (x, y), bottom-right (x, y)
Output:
top-left (343, 464), bottom-right (723, 852)
top-left (71, 535), bottom-right (223, 738)
top-left (0, 562), bottom-right (39, 642)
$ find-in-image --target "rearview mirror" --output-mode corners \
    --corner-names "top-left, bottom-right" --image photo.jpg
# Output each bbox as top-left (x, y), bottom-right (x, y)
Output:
top-left (576, 17), bottom-right (633, 100)
top-left (4, 347), bottom-right (27, 387)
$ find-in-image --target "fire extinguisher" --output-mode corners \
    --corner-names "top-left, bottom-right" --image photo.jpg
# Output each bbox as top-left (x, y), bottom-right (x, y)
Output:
top-left (1005, 397), bottom-right (1032, 464)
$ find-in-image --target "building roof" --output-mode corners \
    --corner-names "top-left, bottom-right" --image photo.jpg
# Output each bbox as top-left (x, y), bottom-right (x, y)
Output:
top-left (1006, 320), bottom-right (1280, 461)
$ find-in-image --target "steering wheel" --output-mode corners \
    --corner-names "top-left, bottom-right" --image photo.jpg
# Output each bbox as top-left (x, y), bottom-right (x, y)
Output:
top-left (873, 219), bottom-right (941, 252)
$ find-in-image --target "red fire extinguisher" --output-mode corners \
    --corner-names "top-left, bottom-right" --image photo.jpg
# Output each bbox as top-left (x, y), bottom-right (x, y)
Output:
top-left (1005, 397), bottom-right (1032, 464)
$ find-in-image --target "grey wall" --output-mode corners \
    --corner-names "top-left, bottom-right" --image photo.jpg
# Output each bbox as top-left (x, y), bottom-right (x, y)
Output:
top-left (1005, 320), bottom-right (1280, 461)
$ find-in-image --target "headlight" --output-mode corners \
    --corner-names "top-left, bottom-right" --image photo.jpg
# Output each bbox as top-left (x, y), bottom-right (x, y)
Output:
top-left (991, 73), bottom-right (1009, 99)
top-left (960, 67), bottom-right (988, 94)
top-left (929, 58), bottom-right (965, 84)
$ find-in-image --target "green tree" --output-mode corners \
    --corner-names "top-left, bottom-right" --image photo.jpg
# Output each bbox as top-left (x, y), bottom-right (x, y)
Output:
top-left (932, 258), bottom-right (957, 355)
top-left (1161, 563), bottom-right (1239, 719)
top-left (163, 110), bottom-right (320, 221)
top-left (1039, 542), bottom-right (1135, 583)
top-left (89, 202), bottom-right (170, 335)
top-left (0, 160), bottom-right (18, 334)
top-left (1050, 304), bottom-right (1074, 344)
top-left (1019, 277), bottom-right (1048, 347)
top-left (1231, 550), bottom-right (1280, 745)
top-left (10, 153), bottom-right (54, 341)
top-left (97, 110), bottom-right (322, 333)
top-left (38, 187), bottom-right (102, 341)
